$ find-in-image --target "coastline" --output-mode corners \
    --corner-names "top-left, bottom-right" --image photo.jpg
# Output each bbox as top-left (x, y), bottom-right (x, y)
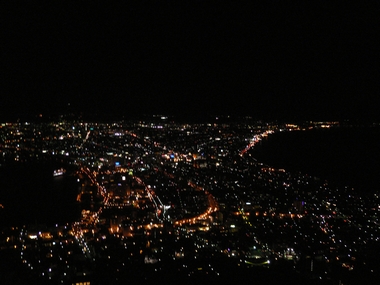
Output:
top-left (250, 126), bottom-right (380, 193)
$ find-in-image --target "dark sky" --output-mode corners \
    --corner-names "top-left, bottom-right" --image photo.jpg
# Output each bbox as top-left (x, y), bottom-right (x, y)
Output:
top-left (1, 2), bottom-right (380, 121)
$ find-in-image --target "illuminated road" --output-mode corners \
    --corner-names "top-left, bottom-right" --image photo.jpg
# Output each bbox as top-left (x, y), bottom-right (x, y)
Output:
top-left (134, 176), bottom-right (164, 222)
top-left (71, 166), bottom-right (108, 259)
top-left (174, 187), bottom-right (218, 227)
top-left (240, 130), bottom-right (274, 156)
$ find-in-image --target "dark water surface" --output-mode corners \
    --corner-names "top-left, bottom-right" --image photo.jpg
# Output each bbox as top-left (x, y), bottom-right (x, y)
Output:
top-left (0, 161), bottom-right (81, 227)
top-left (251, 127), bottom-right (380, 193)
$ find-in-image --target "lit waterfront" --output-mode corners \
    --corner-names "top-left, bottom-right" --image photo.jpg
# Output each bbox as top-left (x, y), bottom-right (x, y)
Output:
top-left (1, 118), bottom-right (380, 285)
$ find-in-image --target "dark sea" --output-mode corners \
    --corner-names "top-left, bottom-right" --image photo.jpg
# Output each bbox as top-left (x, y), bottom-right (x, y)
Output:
top-left (0, 161), bottom-right (81, 228)
top-left (251, 126), bottom-right (380, 194)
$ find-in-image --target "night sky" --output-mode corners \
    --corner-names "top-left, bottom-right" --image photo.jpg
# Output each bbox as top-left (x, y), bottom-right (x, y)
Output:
top-left (1, 2), bottom-right (380, 121)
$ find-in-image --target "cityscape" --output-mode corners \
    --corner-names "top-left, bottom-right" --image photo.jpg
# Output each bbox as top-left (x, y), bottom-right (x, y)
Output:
top-left (1, 115), bottom-right (379, 285)
top-left (2, 2), bottom-right (380, 285)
